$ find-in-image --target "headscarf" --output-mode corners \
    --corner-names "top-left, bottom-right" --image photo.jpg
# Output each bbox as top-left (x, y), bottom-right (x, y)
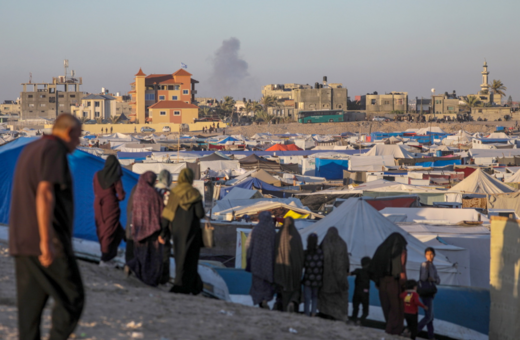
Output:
top-left (320, 227), bottom-right (350, 293)
top-left (246, 211), bottom-right (276, 282)
top-left (162, 168), bottom-right (202, 222)
top-left (274, 217), bottom-right (304, 291)
top-left (155, 169), bottom-right (172, 190)
top-left (369, 232), bottom-right (408, 284)
top-left (132, 171), bottom-right (164, 242)
top-left (97, 155), bottom-right (122, 189)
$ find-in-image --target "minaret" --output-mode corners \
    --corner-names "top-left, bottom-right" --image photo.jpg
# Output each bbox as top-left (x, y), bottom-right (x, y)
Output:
top-left (480, 61), bottom-right (489, 93)
top-left (135, 68), bottom-right (146, 124)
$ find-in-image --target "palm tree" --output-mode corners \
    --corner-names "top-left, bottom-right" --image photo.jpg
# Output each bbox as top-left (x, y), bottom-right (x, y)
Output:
top-left (491, 79), bottom-right (507, 96)
top-left (255, 110), bottom-right (273, 123)
top-left (463, 96), bottom-right (481, 109)
top-left (199, 107), bottom-right (213, 117)
top-left (80, 116), bottom-right (89, 123)
top-left (110, 115), bottom-right (120, 124)
top-left (260, 95), bottom-right (280, 113)
top-left (95, 117), bottom-right (103, 124)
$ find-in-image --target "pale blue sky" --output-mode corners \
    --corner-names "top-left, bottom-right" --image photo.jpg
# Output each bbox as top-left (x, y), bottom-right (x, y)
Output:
top-left (1, 0), bottom-right (519, 102)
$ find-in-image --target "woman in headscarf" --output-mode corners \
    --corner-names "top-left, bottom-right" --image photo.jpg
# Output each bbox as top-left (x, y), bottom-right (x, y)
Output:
top-left (93, 155), bottom-right (125, 266)
top-left (274, 216), bottom-right (304, 312)
top-left (245, 211), bottom-right (276, 308)
top-left (369, 232), bottom-right (408, 335)
top-left (155, 169), bottom-right (173, 285)
top-left (125, 171), bottom-right (165, 287)
top-left (318, 227), bottom-right (350, 321)
top-left (161, 168), bottom-right (205, 294)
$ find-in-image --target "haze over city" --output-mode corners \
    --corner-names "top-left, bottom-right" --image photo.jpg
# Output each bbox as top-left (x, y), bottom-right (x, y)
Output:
top-left (1, 0), bottom-right (519, 101)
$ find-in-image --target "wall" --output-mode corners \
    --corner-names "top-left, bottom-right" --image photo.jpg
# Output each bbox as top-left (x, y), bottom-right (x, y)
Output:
top-left (293, 87), bottom-right (348, 111)
top-left (150, 107), bottom-right (198, 124)
top-left (45, 121), bottom-right (228, 134)
top-left (471, 107), bottom-right (512, 121)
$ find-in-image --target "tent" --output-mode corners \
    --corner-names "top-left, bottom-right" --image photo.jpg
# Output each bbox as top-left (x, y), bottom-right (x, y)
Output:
top-left (265, 143), bottom-right (302, 151)
top-left (238, 154), bottom-right (280, 171)
top-left (299, 197), bottom-right (460, 285)
top-left (315, 158), bottom-right (349, 179)
top-left (219, 177), bottom-right (283, 199)
top-left (416, 127), bottom-right (446, 135)
top-left (251, 169), bottom-right (283, 186)
top-left (363, 144), bottom-right (414, 159)
top-left (199, 152), bottom-right (230, 161)
top-left (449, 168), bottom-right (515, 194)
top-left (221, 187), bottom-right (262, 200)
top-left (0, 137), bottom-right (139, 243)
top-left (505, 168), bottom-right (520, 183)
top-left (217, 136), bottom-right (239, 144)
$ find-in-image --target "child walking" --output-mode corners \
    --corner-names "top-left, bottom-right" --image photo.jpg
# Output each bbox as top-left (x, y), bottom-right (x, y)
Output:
top-left (302, 233), bottom-right (324, 316)
top-left (400, 280), bottom-right (428, 340)
top-left (350, 256), bottom-right (371, 325)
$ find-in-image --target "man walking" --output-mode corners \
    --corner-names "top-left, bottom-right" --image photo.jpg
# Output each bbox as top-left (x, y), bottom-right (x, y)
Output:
top-left (9, 113), bottom-right (85, 340)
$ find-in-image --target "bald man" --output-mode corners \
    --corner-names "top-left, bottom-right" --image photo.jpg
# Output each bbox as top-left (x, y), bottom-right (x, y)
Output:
top-left (10, 114), bottom-right (84, 340)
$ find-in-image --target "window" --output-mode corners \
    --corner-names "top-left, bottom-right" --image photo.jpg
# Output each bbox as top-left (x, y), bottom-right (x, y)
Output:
top-left (435, 100), bottom-right (441, 104)
top-left (28, 95), bottom-right (33, 98)
top-left (174, 111), bottom-right (180, 116)
top-left (49, 88), bottom-right (55, 93)
top-left (397, 99), bottom-right (403, 105)
top-left (159, 96), bottom-right (165, 100)
top-left (59, 94), bottom-right (64, 98)
top-left (49, 97), bottom-right (55, 103)
top-left (145, 94), bottom-right (155, 100)
top-left (183, 90), bottom-right (189, 95)
top-left (40, 95), bottom-right (46, 98)
top-left (40, 103), bottom-right (45, 107)
top-left (383, 100), bottom-right (390, 105)
top-left (95, 112), bottom-right (100, 117)
top-left (174, 85), bottom-right (180, 91)
top-left (94, 101), bottom-right (100, 107)
top-left (371, 99), bottom-right (376, 105)
top-left (83, 112), bottom-right (88, 117)
top-left (171, 96), bottom-right (178, 100)
top-left (87, 101), bottom-right (91, 107)
top-left (29, 104), bottom-right (34, 107)
top-left (160, 111), bottom-right (166, 116)
top-left (4, 107), bottom-right (8, 110)
top-left (168, 85), bottom-right (174, 90)
top-left (447, 106), bottom-right (455, 111)
top-left (59, 104), bottom-right (64, 107)
top-left (70, 94), bottom-right (75, 98)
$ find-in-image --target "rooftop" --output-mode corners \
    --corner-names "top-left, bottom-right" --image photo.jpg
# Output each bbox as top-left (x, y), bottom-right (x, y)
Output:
top-left (148, 101), bottom-right (198, 109)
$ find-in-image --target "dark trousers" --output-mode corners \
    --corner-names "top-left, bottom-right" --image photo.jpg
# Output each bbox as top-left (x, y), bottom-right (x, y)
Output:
top-left (405, 313), bottom-right (418, 339)
top-left (418, 296), bottom-right (434, 339)
top-left (303, 286), bottom-right (318, 316)
top-left (379, 276), bottom-right (404, 335)
top-left (15, 254), bottom-right (84, 340)
top-left (351, 291), bottom-right (369, 321)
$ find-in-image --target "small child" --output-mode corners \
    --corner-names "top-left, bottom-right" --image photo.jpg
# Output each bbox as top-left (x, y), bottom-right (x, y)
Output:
top-left (400, 280), bottom-right (428, 340)
top-left (350, 256), bottom-right (371, 325)
top-left (302, 233), bottom-right (324, 316)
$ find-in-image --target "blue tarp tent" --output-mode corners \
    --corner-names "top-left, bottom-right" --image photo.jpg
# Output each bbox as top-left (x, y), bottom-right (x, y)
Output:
top-left (0, 137), bottom-right (139, 243)
top-left (315, 158), bottom-right (349, 180)
top-left (220, 178), bottom-right (283, 199)
top-left (217, 136), bottom-right (239, 144)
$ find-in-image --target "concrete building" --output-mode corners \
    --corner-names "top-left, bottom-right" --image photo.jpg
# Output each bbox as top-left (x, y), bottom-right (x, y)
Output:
top-left (365, 92), bottom-right (408, 113)
top-left (130, 68), bottom-right (199, 123)
top-left (262, 83), bottom-right (311, 100)
top-left (148, 101), bottom-right (199, 124)
top-left (20, 75), bottom-right (84, 120)
top-left (268, 100), bottom-right (296, 118)
top-left (467, 61), bottom-right (502, 105)
top-left (413, 97), bottom-right (432, 113)
top-left (432, 91), bottom-right (460, 114)
top-left (1, 100), bottom-right (20, 115)
top-left (71, 94), bottom-right (116, 120)
top-left (292, 77), bottom-right (348, 115)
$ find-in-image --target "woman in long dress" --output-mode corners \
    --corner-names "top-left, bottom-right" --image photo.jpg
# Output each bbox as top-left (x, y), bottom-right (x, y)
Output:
top-left (274, 217), bottom-right (304, 312)
top-left (125, 171), bottom-right (165, 287)
top-left (318, 227), bottom-right (350, 321)
top-left (161, 168), bottom-right (205, 294)
top-left (369, 232), bottom-right (408, 335)
top-left (155, 169), bottom-right (172, 284)
top-left (246, 211), bottom-right (276, 308)
top-left (93, 155), bottom-right (125, 266)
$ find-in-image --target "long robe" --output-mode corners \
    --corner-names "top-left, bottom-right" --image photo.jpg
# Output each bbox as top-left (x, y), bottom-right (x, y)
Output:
top-left (93, 174), bottom-right (125, 262)
top-left (162, 201), bottom-right (205, 294)
top-left (318, 227), bottom-right (350, 321)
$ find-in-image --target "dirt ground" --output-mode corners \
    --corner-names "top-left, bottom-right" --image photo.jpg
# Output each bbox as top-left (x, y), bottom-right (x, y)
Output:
top-left (0, 243), bottom-right (404, 340)
top-left (218, 121), bottom-right (517, 138)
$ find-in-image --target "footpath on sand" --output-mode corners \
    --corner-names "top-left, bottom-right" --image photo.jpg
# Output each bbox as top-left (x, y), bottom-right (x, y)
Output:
top-left (0, 243), bottom-right (404, 340)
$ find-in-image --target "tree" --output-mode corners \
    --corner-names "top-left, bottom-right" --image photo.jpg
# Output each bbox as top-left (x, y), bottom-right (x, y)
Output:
top-left (110, 115), bottom-right (120, 124)
top-left (507, 95), bottom-right (513, 107)
top-left (242, 101), bottom-right (262, 116)
top-left (462, 96), bottom-right (481, 109)
top-left (199, 107), bottom-right (213, 117)
top-left (491, 79), bottom-right (507, 96)
top-left (80, 116), bottom-right (89, 123)
top-left (95, 117), bottom-right (103, 124)
top-left (260, 95), bottom-right (279, 113)
top-left (216, 96), bottom-right (236, 119)
top-left (255, 110), bottom-right (273, 123)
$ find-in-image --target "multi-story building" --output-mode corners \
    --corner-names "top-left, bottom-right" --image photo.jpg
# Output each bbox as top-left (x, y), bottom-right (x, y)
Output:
top-left (148, 101), bottom-right (199, 124)
top-left (261, 83), bottom-right (312, 100)
top-left (267, 100), bottom-right (296, 118)
top-left (467, 61), bottom-right (502, 105)
top-left (1, 100), bottom-right (21, 115)
top-left (129, 68), bottom-right (199, 123)
top-left (20, 76), bottom-right (84, 120)
top-left (432, 91), bottom-right (460, 114)
top-left (71, 94), bottom-right (116, 120)
top-left (365, 92), bottom-right (408, 113)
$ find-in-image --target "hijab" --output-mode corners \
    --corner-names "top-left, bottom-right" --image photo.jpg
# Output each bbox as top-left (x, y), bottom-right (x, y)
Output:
top-left (132, 171), bottom-right (164, 242)
top-left (320, 227), bottom-right (350, 293)
top-left (162, 168), bottom-right (202, 222)
top-left (246, 211), bottom-right (276, 282)
top-left (97, 155), bottom-right (122, 189)
top-left (274, 217), bottom-right (304, 291)
top-left (369, 232), bottom-right (408, 284)
top-left (155, 169), bottom-right (172, 190)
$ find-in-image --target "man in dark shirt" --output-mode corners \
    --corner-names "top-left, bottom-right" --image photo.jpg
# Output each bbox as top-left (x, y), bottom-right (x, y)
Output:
top-left (350, 256), bottom-right (372, 325)
top-left (10, 114), bottom-right (84, 340)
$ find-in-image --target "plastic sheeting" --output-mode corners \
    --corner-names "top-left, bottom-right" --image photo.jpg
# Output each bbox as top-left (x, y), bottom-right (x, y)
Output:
top-left (314, 158), bottom-right (349, 180)
top-left (363, 144), bottom-right (414, 159)
top-left (0, 137), bottom-right (139, 243)
top-left (349, 155), bottom-right (395, 171)
top-left (299, 198), bottom-right (460, 285)
top-left (219, 178), bottom-right (283, 199)
top-left (200, 160), bottom-right (240, 172)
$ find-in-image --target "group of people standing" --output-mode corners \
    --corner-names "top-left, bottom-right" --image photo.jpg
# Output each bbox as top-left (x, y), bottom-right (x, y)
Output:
top-left (246, 219), bottom-right (440, 340)
top-left (93, 158), bottom-right (205, 293)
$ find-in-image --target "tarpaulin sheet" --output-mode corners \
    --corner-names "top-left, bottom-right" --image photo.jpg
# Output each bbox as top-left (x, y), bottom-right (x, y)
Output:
top-left (0, 137), bottom-right (139, 243)
top-left (219, 178), bottom-right (283, 199)
top-left (315, 158), bottom-right (349, 180)
top-left (365, 196), bottom-right (419, 211)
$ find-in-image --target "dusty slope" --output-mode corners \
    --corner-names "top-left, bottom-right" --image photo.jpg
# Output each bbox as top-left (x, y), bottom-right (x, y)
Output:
top-left (0, 243), bottom-right (403, 340)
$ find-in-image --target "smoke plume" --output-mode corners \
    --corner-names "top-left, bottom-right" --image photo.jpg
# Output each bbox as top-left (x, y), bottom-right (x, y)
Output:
top-left (208, 37), bottom-right (257, 99)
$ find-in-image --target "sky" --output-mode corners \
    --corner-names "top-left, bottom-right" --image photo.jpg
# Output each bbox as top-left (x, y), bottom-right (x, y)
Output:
top-left (1, 0), bottom-right (519, 102)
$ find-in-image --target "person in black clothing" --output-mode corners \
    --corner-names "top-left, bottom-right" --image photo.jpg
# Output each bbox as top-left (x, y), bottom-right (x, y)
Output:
top-left (302, 233), bottom-right (324, 316)
top-left (351, 256), bottom-right (372, 325)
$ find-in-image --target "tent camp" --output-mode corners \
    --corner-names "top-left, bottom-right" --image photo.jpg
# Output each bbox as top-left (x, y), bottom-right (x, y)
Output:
top-left (449, 168), bottom-right (515, 194)
top-left (0, 137), bottom-right (138, 243)
top-left (299, 197), bottom-right (461, 285)
top-left (363, 144), bottom-right (414, 159)
top-left (238, 154), bottom-right (280, 171)
top-left (198, 152), bottom-right (231, 161)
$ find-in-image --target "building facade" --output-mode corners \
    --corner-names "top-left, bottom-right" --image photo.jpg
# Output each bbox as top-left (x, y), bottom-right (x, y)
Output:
top-left (148, 101), bottom-right (199, 124)
top-left (20, 76), bottom-right (84, 120)
top-left (1, 100), bottom-right (20, 115)
top-left (467, 61), bottom-right (502, 105)
top-left (71, 94), bottom-right (116, 120)
top-left (261, 83), bottom-right (312, 100)
top-left (432, 92), bottom-right (460, 114)
top-left (365, 92), bottom-right (408, 113)
top-left (130, 68), bottom-right (199, 124)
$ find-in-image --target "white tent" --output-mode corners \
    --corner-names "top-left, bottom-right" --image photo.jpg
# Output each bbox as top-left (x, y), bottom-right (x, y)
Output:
top-left (299, 197), bottom-right (460, 285)
top-left (363, 144), bottom-right (414, 159)
top-left (449, 168), bottom-right (515, 194)
top-left (221, 187), bottom-right (262, 200)
top-left (349, 155), bottom-right (395, 171)
top-left (505, 168), bottom-right (520, 183)
top-left (416, 127), bottom-right (446, 135)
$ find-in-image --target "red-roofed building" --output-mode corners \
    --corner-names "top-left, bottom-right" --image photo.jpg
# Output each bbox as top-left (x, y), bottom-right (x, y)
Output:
top-left (130, 68), bottom-right (199, 123)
